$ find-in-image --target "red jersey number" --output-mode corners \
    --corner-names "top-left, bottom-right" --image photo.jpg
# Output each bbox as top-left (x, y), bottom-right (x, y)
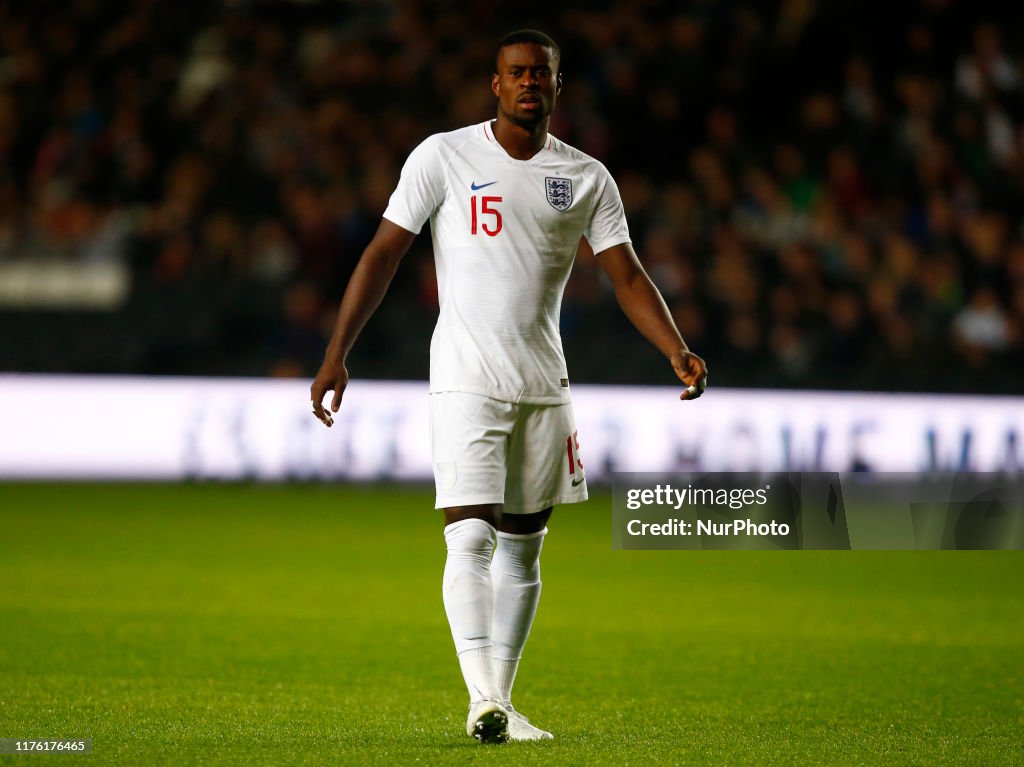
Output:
top-left (470, 195), bottom-right (502, 236)
top-left (566, 430), bottom-right (584, 475)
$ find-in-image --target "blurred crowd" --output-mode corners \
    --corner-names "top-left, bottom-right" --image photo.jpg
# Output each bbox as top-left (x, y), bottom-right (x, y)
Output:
top-left (1, 0), bottom-right (1022, 391)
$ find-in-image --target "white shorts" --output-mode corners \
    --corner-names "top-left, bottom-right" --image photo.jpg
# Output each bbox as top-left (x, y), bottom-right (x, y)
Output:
top-left (429, 392), bottom-right (588, 514)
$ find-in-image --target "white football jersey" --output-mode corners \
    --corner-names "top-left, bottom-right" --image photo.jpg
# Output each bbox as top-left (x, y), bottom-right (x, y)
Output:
top-left (383, 120), bottom-right (631, 404)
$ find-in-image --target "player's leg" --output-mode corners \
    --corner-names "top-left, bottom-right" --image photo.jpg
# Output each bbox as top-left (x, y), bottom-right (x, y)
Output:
top-left (431, 393), bottom-right (516, 743)
top-left (493, 507), bottom-right (551, 690)
top-left (495, 401), bottom-right (588, 740)
top-left (443, 503), bottom-right (501, 704)
top-left (491, 507), bottom-right (551, 740)
top-left (443, 503), bottom-right (509, 742)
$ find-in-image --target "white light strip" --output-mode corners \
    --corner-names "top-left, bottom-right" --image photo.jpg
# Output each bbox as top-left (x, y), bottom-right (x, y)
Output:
top-left (0, 376), bottom-right (1020, 479)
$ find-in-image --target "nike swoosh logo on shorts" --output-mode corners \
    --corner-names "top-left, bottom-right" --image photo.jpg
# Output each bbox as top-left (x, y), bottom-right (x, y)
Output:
top-left (572, 476), bottom-right (585, 487)
top-left (470, 181), bottom-right (497, 190)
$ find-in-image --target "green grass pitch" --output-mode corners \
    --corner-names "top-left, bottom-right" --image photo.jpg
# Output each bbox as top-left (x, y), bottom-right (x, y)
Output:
top-left (1, 483), bottom-right (1022, 766)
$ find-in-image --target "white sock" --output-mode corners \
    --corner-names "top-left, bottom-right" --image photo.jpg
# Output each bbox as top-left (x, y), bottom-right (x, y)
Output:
top-left (494, 657), bottom-right (519, 707)
top-left (491, 528), bottom-right (546, 704)
top-left (457, 647), bottom-right (499, 705)
top-left (443, 518), bottom-right (499, 702)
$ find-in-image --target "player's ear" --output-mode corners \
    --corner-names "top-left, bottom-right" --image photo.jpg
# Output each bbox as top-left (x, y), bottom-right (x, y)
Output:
top-left (491, 72), bottom-right (500, 97)
top-left (556, 71), bottom-right (563, 95)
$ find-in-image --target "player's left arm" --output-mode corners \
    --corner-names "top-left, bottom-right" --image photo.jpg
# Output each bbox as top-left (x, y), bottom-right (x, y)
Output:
top-left (595, 242), bottom-right (708, 400)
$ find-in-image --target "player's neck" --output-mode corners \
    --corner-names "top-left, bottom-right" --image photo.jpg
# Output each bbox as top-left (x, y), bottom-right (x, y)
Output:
top-left (491, 117), bottom-right (548, 161)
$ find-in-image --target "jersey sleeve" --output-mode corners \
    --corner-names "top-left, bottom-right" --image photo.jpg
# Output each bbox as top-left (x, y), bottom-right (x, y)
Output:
top-left (585, 163), bottom-right (632, 255)
top-left (382, 135), bottom-right (446, 235)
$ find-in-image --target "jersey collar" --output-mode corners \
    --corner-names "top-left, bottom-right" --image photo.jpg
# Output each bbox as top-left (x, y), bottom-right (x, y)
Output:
top-left (481, 120), bottom-right (553, 164)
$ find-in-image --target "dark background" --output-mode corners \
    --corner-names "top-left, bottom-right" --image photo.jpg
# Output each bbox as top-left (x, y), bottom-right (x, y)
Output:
top-left (1, 0), bottom-right (1022, 392)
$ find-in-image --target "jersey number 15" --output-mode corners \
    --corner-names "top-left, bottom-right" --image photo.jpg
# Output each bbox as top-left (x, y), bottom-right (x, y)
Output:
top-left (470, 196), bottom-right (503, 236)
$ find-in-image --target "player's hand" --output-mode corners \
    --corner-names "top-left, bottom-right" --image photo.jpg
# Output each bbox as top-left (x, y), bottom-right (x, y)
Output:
top-left (310, 358), bottom-right (349, 427)
top-left (670, 350), bottom-right (708, 401)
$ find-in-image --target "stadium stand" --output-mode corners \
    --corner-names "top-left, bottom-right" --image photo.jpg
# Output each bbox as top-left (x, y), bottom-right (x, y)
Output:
top-left (0, 0), bottom-right (1021, 392)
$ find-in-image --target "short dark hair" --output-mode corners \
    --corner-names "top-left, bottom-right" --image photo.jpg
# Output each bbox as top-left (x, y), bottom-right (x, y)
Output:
top-left (495, 29), bottom-right (561, 72)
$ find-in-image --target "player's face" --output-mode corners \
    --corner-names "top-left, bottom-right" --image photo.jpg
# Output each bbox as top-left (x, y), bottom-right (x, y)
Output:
top-left (492, 43), bottom-right (561, 127)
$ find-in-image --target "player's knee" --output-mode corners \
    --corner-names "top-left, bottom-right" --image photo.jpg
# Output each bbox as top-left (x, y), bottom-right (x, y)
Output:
top-left (499, 507), bottom-right (551, 534)
top-left (444, 504), bottom-right (502, 528)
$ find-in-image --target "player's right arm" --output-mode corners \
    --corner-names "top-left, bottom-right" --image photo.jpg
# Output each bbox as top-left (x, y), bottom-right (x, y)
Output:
top-left (311, 134), bottom-right (445, 427)
top-left (310, 219), bottom-right (416, 427)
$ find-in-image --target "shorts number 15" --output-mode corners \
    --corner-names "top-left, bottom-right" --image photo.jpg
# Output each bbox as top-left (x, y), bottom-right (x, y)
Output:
top-left (470, 196), bottom-right (503, 236)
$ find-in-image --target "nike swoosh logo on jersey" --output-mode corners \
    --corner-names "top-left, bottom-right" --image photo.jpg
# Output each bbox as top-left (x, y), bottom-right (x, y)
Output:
top-left (470, 181), bottom-right (498, 190)
top-left (572, 476), bottom-right (585, 487)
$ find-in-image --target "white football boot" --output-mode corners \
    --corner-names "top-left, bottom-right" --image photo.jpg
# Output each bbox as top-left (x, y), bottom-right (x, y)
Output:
top-left (466, 699), bottom-right (509, 744)
top-left (505, 704), bottom-right (553, 741)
